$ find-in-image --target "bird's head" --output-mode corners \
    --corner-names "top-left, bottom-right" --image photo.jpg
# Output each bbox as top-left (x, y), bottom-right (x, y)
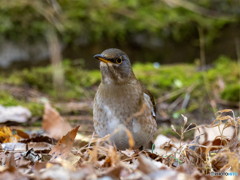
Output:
top-left (94, 48), bottom-right (136, 84)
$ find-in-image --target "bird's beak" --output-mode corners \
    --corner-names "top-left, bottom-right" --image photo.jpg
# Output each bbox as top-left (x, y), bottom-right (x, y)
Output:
top-left (94, 54), bottom-right (111, 64)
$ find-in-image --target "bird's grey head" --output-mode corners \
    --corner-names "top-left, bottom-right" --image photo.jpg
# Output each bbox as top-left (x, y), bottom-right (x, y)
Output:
top-left (94, 48), bottom-right (136, 84)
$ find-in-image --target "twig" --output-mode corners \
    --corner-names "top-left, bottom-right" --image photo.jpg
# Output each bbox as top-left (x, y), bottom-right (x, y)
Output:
top-left (181, 93), bottom-right (190, 110)
top-left (235, 38), bottom-right (240, 114)
top-left (88, 131), bottom-right (95, 148)
top-left (168, 94), bottom-right (184, 110)
top-left (198, 27), bottom-right (206, 72)
top-left (198, 26), bottom-right (217, 114)
top-left (157, 88), bottom-right (185, 103)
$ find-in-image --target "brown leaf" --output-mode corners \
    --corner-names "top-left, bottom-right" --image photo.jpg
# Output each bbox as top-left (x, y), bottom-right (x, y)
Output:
top-left (0, 153), bottom-right (28, 180)
top-left (42, 102), bottom-right (72, 139)
top-left (176, 162), bottom-right (200, 176)
top-left (33, 162), bottom-right (47, 172)
top-left (28, 142), bottom-right (53, 153)
top-left (16, 130), bottom-right (29, 139)
top-left (19, 135), bottom-right (58, 144)
top-left (137, 154), bottom-right (158, 174)
top-left (15, 152), bottom-right (33, 167)
top-left (106, 166), bottom-right (124, 179)
top-left (0, 151), bottom-right (32, 168)
top-left (5, 153), bottom-right (16, 168)
top-left (49, 126), bottom-right (79, 161)
top-left (0, 127), bottom-right (20, 143)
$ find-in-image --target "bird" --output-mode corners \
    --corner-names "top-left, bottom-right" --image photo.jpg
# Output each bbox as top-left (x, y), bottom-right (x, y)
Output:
top-left (93, 48), bottom-right (157, 150)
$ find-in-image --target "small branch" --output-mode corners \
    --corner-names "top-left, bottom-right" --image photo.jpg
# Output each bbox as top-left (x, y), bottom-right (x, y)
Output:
top-left (235, 38), bottom-right (240, 114)
top-left (198, 27), bottom-right (206, 71)
top-left (198, 26), bottom-right (217, 114)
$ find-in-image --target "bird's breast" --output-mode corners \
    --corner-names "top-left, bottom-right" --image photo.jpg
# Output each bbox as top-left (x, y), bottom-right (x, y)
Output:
top-left (93, 83), bottom-right (143, 134)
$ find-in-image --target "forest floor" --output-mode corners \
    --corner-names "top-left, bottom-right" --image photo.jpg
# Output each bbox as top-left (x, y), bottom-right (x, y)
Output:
top-left (0, 102), bottom-right (239, 180)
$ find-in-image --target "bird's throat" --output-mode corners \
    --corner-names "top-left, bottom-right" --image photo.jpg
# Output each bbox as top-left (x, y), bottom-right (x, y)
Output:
top-left (100, 63), bottom-right (136, 85)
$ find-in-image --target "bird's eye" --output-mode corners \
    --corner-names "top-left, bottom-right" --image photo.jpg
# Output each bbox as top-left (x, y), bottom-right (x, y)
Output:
top-left (116, 57), bottom-right (122, 64)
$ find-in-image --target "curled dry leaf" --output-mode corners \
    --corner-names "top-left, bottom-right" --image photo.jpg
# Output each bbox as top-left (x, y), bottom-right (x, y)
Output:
top-left (42, 102), bottom-right (72, 139)
top-left (49, 126), bottom-right (80, 162)
top-left (0, 127), bottom-right (20, 143)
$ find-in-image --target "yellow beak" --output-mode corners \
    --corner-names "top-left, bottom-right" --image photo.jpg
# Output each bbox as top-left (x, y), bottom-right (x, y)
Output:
top-left (94, 54), bottom-right (111, 63)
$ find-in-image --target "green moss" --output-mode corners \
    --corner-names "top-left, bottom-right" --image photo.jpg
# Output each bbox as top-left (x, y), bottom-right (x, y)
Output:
top-left (2, 59), bottom-right (101, 101)
top-left (221, 84), bottom-right (240, 102)
top-left (0, 91), bottom-right (43, 116)
top-left (132, 63), bottom-right (201, 98)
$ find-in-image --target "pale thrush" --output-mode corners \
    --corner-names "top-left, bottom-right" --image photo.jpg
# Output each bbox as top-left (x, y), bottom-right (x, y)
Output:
top-left (93, 48), bottom-right (157, 150)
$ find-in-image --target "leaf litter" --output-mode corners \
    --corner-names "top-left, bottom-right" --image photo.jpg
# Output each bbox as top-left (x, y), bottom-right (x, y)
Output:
top-left (0, 104), bottom-right (239, 179)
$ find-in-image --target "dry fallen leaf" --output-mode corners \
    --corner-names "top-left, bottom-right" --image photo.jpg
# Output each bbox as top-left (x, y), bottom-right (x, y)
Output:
top-left (0, 108), bottom-right (238, 180)
top-left (42, 102), bottom-right (72, 139)
top-left (195, 124), bottom-right (234, 144)
top-left (28, 142), bottom-right (53, 153)
top-left (49, 126), bottom-right (80, 161)
top-left (137, 154), bottom-right (158, 174)
top-left (19, 135), bottom-right (58, 144)
top-left (0, 127), bottom-right (20, 143)
top-left (16, 130), bottom-right (29, 139)
top-left (0, 152), bottom-right (30, 169)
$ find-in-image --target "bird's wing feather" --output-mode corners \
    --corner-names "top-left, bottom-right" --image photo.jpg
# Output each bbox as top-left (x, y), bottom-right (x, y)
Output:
top-left (139, 81), bottom-right (156, 119)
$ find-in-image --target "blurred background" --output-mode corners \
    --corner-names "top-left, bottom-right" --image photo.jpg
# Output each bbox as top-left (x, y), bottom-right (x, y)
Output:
top-left (0, 0), bottom-right (240, 138)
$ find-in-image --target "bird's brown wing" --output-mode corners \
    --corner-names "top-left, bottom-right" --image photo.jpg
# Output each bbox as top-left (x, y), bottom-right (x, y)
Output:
top-left (139, 81), bottom-right (156, 119)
